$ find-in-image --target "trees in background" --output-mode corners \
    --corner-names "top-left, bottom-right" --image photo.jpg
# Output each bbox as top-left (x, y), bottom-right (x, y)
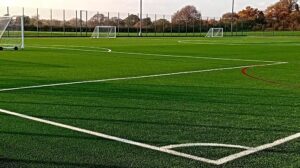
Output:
top-left (236, 7), bottom-right (266, 30)
top-left (265, 0), bottom-right (300, 30)
top-left (141, 17), bottom-right (152, 27)
top-left (124, 14), bottom-right (140, 27)
top-left (238, 7), bottom-right (265, 24)
top-left (221, 12), bottom-right (239, 24)
top-left (219, 0), bottom-right (299, 31)
top-left (20, 0), bottom-right (300, 33)
top-left (153, 19), bottom-right (171, 32)
top-left (88, 13), bottom-right (108, 27)
top-left (172, 5), bottom-right (201, 24)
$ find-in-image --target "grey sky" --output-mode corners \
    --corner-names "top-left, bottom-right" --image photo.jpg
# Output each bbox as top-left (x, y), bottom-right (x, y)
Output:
top-left (1, 0), bottom-right (278, 17)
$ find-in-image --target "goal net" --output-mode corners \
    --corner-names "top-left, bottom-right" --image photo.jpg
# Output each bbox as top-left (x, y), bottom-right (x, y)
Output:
top-left (206, 28), bottom-right (223, 38)
top-left (91, 26), bottom-right (116, 38)
top-left (0, 16), bottom-right (24, 50)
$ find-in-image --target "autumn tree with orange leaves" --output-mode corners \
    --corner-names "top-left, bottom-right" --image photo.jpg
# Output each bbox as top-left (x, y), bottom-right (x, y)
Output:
top-left (172, 5), bottom-right (201, 24)
top-left (265, 0), bottom-right (300, 30)
top-left (237, 6), bottom-right (266, 30)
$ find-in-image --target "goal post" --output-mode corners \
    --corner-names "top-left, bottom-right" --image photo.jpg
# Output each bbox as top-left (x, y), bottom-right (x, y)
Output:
top-left (91, 26), bottom-right (116, 39)
top-left (0, 16), bottom-right (24, 50)
top-left (206, 28), bottom-right (224, 38)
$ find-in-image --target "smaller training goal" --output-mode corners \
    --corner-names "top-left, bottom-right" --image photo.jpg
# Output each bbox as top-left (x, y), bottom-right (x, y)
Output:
top-left (91, 26), bottom-right (116, 39)
top-left (0, 16), bottom-right (24, 50)
top-left (206, 28), bottom-right (224, 38)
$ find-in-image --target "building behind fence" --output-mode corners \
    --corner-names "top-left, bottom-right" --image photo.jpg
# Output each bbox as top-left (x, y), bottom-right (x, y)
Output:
top-left (2, 6), bottom-right (300, 37)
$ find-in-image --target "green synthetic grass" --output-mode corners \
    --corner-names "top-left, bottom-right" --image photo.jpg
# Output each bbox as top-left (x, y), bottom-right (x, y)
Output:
top-left (24, 31), bottom-right (208, 37)
top-left (0, 37), bottom-right (299, 168)
top-left (23, 30), bottom-right (300, 37)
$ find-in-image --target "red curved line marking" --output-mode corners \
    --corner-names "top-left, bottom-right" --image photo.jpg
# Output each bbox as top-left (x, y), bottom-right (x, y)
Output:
top-left (241, 67), bottom-right (300, 89)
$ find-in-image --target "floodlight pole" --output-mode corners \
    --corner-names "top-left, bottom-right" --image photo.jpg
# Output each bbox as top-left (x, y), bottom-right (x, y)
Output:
top-left (139, 0), bottom-right (142, 37)
top-left (231, 0), bottom-right (235, 36)
top-left (21, 8), bottom-right (25, 49)
top-left (7, 6), bottom-right (9, 16)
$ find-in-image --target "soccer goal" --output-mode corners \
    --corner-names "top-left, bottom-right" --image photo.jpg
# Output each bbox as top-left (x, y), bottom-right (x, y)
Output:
top-left (0, 16), bottom-right (24, 50)
top-left (91, 26), bottom-right (116, 39)
top-left (206, 28), bottom-right (224, 38)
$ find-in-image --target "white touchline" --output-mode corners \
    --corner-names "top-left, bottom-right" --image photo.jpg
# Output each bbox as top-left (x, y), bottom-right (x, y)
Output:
top-left (0, 45), bottom-right (295, 165)
top-left (161, 143), bottom-right (252, 150)
top-left (112, 51), bottom-right (280, 63)
top-left (178, 40), bottom-right (300, 46)
top-left (0, 108), bottom-right (219, 165)
top-left (0, 62), bottom-right (286, 93)
top-left (215, 133), bottom-right (300, 165)
top-left (30, 45), bottom-right (112, 53)
top-left (178, 40), bottom-right (247, 46)
top-left (28, 45), bottom-right (284, 63)
top-left (1, 106), bottom-right (299, 165)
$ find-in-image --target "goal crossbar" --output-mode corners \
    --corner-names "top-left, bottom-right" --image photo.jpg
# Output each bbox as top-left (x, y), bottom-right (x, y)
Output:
top-left (91, 26), bottom-right (116, 39)
top-left (0, 17), bottom-right (12, 39)
top-left (0, 15), bottom-right (25, 50)
top-left (206, 28), bottom-right (224, 38)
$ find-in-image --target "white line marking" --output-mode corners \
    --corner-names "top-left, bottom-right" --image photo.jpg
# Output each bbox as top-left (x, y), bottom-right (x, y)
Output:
top-left (1, 107), bottom-right (299, 166)
top-left (215, 133), bottom-right (300, 165)
top-left (0, 108), bottom-right (219, 165)
top-left (161, 143), bottom-right (252, 150)
top-left (178, 40), bottom-right (300, 46)
top-left (112, 51), bottom-right (280, 63)
top-left (0, 62), bottom-right (286, 93)
top-left (179, 40), bottom-right (246, 46)
top-left (0, 45), bottom-right (295, 165)
top-left (29, 45), bottom-right (283, 63)
top-left (45, 45), bottom-right (112, 52)
top-left (30, 45), bottom-right (112, 53)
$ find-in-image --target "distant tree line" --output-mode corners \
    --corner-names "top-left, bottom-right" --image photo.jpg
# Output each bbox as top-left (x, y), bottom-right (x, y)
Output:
top-left (19, 0), bottom-right (300, 32)
top-left (21, 5), bottom-right (202, 33)
top-left (221, 0), bottom-right (300, 30)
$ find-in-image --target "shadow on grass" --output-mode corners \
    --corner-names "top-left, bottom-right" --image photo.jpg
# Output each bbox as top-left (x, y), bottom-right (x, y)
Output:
top-left (0, 100), bottom-right (299, 120)
top-left (0, 131), bottom-right (99, 141)
top-left (0, 131), bottom-right (175, 145)
top-left (35, 84), bottom-right (299, 99)
top-left (0, 58), bottom-right (68, 68)
top-left (0, 158), bottom-right (126, 168)
top-left (18, 115), bottom-right (296, 133)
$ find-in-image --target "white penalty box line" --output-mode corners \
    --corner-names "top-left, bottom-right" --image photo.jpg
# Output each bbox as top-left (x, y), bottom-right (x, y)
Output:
top-left (0, 108), bottom-right (217, 165)
top-left (0, 45), bottom-right (288, 93)
top-left (0, 46), bottom-right (296, 165)
top-left (0, 62), bottom-right (297, 165)
top-left (0, 62), bottom-right (285, 93)
top-left (0, 107), bottom-right (299, 166)
top-left (30, 45), bottom-right (281, 63)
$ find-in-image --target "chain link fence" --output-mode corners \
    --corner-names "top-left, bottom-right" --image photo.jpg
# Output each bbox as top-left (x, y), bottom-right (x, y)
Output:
top-left (2, 6), bottom-right (300, 37)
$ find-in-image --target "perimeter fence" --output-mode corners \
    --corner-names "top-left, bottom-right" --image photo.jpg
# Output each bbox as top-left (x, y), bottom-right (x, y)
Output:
top-left (2, 6), bottom-right (300, 37)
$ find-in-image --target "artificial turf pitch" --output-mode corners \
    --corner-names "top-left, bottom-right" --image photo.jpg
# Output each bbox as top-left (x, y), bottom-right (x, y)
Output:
top-left (0, 37), bottom-right (299, 168)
